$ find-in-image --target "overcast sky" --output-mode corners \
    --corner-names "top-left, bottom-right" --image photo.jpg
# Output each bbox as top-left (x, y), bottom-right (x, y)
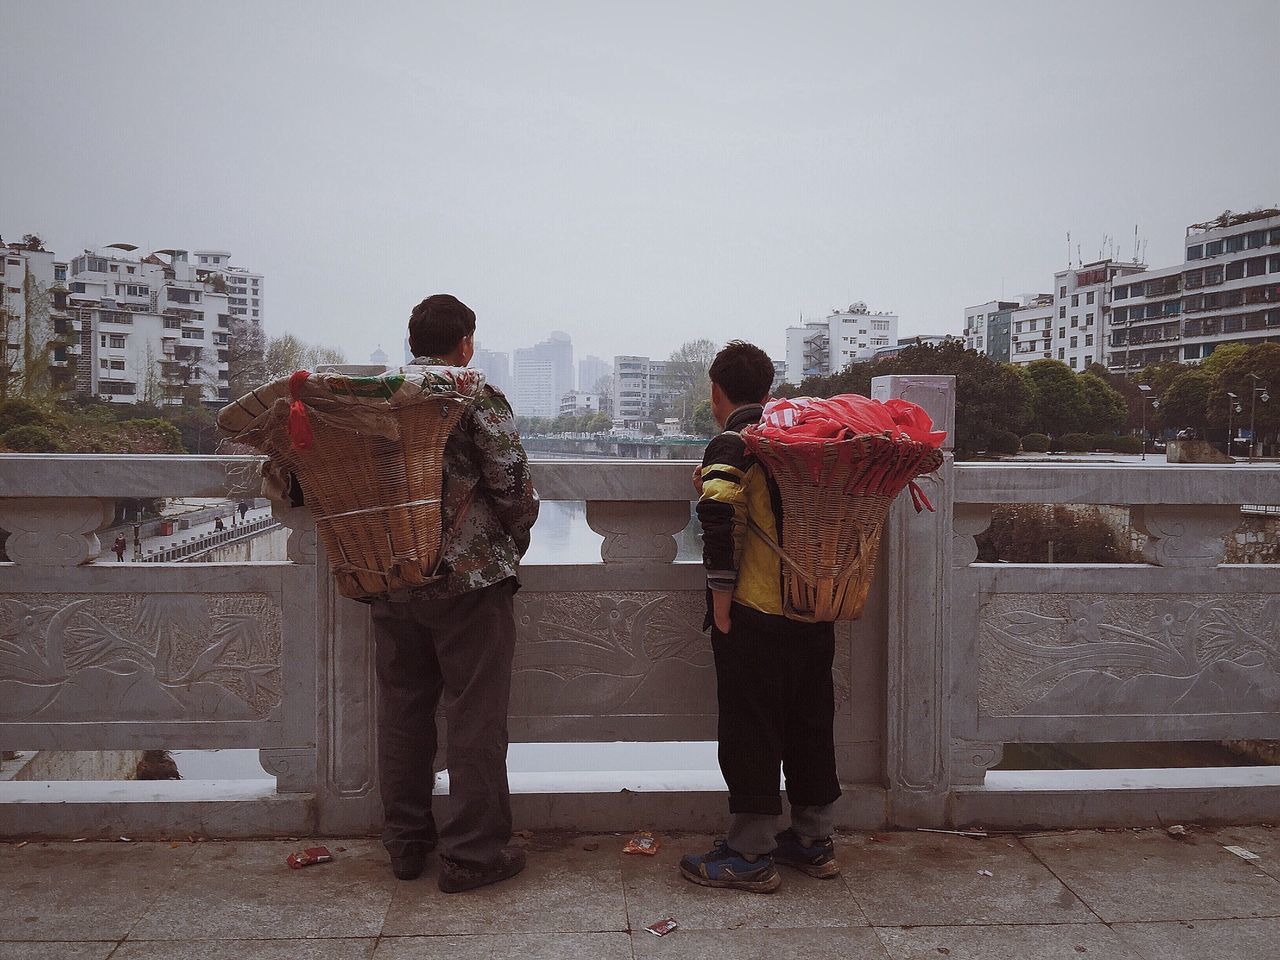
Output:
top-left (2, 1), bottom-right (1277, 365)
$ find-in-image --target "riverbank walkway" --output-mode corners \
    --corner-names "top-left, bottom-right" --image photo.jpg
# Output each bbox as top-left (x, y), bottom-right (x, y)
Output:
top-left (4, 825), bottom-right (1278, 958)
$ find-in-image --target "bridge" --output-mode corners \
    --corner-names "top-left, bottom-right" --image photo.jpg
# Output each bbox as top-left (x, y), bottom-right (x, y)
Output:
top-left (0, 376), bottom-right (1277, 841)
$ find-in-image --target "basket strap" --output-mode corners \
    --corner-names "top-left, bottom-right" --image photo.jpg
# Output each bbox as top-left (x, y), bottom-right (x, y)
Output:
top-left (743, 517), bottom-right (818, 588)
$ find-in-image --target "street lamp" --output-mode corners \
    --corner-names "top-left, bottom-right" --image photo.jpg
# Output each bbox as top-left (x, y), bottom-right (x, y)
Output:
top-left (1138, 384), bottom-right (1159, 461)
top-left (1248, 373), bottom-right (1270, 461)
top-left (1227, 392), bottom-right (1242, 457)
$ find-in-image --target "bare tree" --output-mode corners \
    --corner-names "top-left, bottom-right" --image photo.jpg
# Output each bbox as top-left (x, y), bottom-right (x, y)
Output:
top-left (226, 317), bottom-right (267, 395)
top-left (666, 338), bottom-right (718, 428)
top-left (264, 333), bottom-right (347, 380)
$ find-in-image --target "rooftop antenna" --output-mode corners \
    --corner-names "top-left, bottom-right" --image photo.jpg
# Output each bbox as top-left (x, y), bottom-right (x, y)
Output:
top-left (1066, 231), bottom-right (1071, 268)
top-left (1141, 238), bottom-right (1148, 263)
top-left (1133, 224), bottom-right (1140, 262)
top-left (1076, 243), bottom-right (1082, 268)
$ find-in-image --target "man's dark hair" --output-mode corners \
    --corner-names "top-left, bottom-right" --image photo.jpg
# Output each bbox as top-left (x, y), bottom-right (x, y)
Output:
top-left (408, 294), bottom-right (476, 358)
top-left (708, 340), bottom-right (774, 405)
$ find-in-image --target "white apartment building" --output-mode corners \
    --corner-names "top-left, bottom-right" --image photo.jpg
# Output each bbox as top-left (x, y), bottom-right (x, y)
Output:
top-left (1108, 209), bottom-right (1280, 371)
top-left (472, 346), bottom-right (511, 393)
top-left (66, 246), bottom-right (236, 405)
top-left (559, 390), bottom-right (602, 416)
top-left (612, 355), bottom-right (679, 423)
top-left (963, 300), bottom-right (1018, 356)
top-left (578, 354), bottom-right (611, 393)
top-left (1008, 294), bottom-right (1055, 366)
top-left (513, 331), bottom-right (573, 419)
top-left (1, 242), bottom-right (72, 396)
top-left (194, 250), bottom-right (265, 326)
top-left (1052, 259), bottom-right (1148, 371)
top-left (784, 302), bottom-right (898, 383)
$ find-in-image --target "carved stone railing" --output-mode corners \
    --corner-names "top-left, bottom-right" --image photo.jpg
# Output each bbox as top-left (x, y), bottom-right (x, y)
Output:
top-left (948, 463), bottom-right (1280, 795)
top-left (2, 372), bottom-right (1277, 835)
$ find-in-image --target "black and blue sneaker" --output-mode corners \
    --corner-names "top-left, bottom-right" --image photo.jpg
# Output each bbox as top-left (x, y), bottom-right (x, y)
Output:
top-left (772, 827), bottom-right (840, 878)
top-left (679, 840), bottom-right (782, 893)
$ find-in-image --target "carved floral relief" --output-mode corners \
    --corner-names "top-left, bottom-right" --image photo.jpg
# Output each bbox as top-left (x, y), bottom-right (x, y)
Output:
top-left (979, 593), bottom-right (1280, 717)
top-left (0, 593), bottom-right (282, 722)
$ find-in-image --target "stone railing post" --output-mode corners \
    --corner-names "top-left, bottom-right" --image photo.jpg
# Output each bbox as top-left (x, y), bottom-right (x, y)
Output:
top-left (870, 374), bottom-right (956, 827)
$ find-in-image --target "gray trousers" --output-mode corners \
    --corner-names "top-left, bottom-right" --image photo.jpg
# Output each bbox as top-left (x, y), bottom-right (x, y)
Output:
top-left (371, 578), bottom-right (517, 868)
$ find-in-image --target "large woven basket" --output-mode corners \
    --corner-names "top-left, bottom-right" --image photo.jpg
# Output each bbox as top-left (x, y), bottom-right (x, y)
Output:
top-left (739, 430), bottom-right (943, 622)
top-left (217, 366), bottom-right (485, 599)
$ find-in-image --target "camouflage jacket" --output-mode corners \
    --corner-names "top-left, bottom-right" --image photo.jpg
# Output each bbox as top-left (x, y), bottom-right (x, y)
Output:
top-left (403, 355), bottom-right (539, 599)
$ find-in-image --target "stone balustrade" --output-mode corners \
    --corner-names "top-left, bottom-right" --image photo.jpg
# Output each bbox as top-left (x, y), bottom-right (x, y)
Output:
top-left (0, 374), bottom-right (1277, 837)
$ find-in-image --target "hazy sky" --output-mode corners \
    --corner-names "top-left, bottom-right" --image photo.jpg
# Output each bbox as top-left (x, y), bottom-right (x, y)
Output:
top-left (2, 1), bottom-right (1277, 365)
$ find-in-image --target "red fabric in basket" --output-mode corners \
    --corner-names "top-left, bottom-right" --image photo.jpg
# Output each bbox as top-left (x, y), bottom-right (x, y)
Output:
top-left (757, 395), bottom-right (946, 447)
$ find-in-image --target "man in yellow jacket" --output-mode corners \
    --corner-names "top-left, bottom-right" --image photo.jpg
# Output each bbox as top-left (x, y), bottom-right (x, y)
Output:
top-left (680, 341), bottom-right (842, 894)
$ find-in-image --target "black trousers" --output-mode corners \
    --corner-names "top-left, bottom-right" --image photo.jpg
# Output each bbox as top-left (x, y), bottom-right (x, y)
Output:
top-left (371, 578), bottom-right (517, 868)
top-left (712, 602), bottom-right (842, 816)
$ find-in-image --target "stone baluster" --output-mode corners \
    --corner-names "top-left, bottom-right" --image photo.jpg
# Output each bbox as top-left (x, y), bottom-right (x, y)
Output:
top-left (585, 500), bottom-right (691, 563)
top-left (870, 374), bottom-right (956, 826)
top-left (0, 497), bottom-right (115, 566)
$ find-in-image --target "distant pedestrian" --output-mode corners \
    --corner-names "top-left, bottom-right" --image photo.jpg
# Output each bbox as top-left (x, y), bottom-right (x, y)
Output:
top-left (238, 500), bottom-right (249, 520)
top-left (214, 516), bottom-right (226, 531)
top-left (112, 534), bottom-right (127, 562)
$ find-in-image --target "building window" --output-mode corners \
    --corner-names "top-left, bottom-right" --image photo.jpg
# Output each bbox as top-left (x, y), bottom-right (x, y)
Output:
top-left (1114, 285), bottom-right (1128, 299)
top-left (110, 359), bottom-right (125, 370)
top-left (1069, 357), bottom-right (1077, 369)
top-left (1059, 307), bottom-right (1066, 318)
top-left (1226, 235), bottom-right (1245, 253)
top-left (1086, 291), bottom-right (1095, 304)
top-left (1059, 286), bottom-right (1067, 298)
top-left (1059, 327), bottom-right (1066, 338)
top-left (1071, 294), bottom-right (1079, 307)
top-left (108, 335), bottom-right (126, 349)
top-left (1187, 244), bottom-right (1203, 260)
top-left (100, 359), bottom-right (108, 369)
top-left (1057, 348), bottom-right (1065, 359)
top-left (1270, 255), bottom-right (1280, 273)
top-left (1070, 337), bottom-right (1078, 348)
top-left (1086, 312), bottom-right (1094, 324)
top-left (164, 318), bottom-right (182, 329)
top-left (1206, 240), bottom-right (1224, 257)
top-left (1086, 334), bottom-right (1094, 346)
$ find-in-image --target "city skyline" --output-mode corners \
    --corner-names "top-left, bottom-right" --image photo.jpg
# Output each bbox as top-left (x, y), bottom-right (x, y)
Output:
top-left (3, 2), bottom-right (1275, 368)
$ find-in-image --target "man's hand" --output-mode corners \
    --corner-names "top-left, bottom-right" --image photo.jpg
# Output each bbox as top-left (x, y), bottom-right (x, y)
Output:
top-left (692, 464), bottom-right (704, 495)
top-left (712, 589), bottom-right (733, 635)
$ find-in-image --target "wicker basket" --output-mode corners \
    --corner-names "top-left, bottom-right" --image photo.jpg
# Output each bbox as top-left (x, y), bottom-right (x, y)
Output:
top-left (739, 430), bottom-right (943, 622)
top-left (217, 366), bottom-right (484, 600)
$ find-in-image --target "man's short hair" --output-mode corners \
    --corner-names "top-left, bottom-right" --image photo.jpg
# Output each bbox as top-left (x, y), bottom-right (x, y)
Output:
top-left (709, 340), bottom-right (774, 405)
top-left (408, 294), bottom-right (476, 358)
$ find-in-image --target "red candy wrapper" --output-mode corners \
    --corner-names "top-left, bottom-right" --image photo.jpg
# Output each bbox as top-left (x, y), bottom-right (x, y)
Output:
top-left (647, 917), bottom-right (678, 937)
top-left (286, 846), bottom-right (333, 869)
top-left (623, 831), bottom-right (660, 856)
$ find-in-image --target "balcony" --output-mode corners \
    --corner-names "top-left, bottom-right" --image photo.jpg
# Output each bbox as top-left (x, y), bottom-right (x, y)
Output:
top-left (0, 377), bottom-right (1277, 845)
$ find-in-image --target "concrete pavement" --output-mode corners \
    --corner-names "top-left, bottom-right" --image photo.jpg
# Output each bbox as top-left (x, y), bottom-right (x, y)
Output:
top-left (2, 826), bottom-right (1278, 958)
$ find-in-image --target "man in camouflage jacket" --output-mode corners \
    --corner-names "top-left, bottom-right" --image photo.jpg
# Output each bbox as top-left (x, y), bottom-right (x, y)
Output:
top-left (372, 294), bottom-right (538, 893)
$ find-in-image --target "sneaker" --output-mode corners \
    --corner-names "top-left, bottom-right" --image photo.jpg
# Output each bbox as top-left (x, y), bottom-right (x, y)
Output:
top-left (679, 840), bottom-right (782, 893)
top-left (772, 827), bottom-right (840, 878)
top-left (438, 846), bottom-right (527, 894)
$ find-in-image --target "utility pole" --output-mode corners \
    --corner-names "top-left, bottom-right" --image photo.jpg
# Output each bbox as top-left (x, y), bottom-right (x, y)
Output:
top-left (1138, 384), bottom-right (1158, 461)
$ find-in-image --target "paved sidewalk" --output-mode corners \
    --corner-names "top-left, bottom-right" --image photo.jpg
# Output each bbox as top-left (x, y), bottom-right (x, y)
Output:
top-left (97, 503), bottom-right (274, 563)
top-left (2, 827), bottom-right (1278, 958)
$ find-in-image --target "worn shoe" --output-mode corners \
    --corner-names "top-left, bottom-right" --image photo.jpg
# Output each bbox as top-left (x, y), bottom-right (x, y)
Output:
top-left (679, 840), bottom-right (782, 893)
top-left (389, 841), bottom-right (433, 881)
top-left (772, 827), bottom-right (840, 878)
top-left (438, 846), bottom-right (527, 893)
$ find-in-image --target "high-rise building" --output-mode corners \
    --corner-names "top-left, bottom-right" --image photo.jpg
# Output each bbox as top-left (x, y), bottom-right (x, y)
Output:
top-left (62, 245), bottom-right (262, 405)
top-left (193, 250), bottom-right (264, 327)
top-left (578, 354), bottom-right (611, 393)
top-left (784, 302), bottom-right (898, 383)
top-left (512, 331), bottom-right (572, 418)
top-left (611, 355), bottom-right (680, 422)
top-left (1, 241), bottom-right (72, 397)
top-left (472, 346), bottom-right (511, 393)
top-left (1109, 209), bottom-right (1280, 371)
top-left (1052, 259), bottom-right (1148, 371)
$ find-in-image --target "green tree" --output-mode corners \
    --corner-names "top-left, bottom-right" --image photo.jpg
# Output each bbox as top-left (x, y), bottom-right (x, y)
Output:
top-left (1156, 369), bottom-right (1213, 433)
top-left (1024, 360), bottom-right (1084, 437)
top-left (690, 398), bottom-right (717, 437)
top-left (1207, 343), bottom-right (1280, 443)
top-left (1077, 372), bottom-right (1127, 434)
top-left (1201, 342), bottom-right (1249, 378)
